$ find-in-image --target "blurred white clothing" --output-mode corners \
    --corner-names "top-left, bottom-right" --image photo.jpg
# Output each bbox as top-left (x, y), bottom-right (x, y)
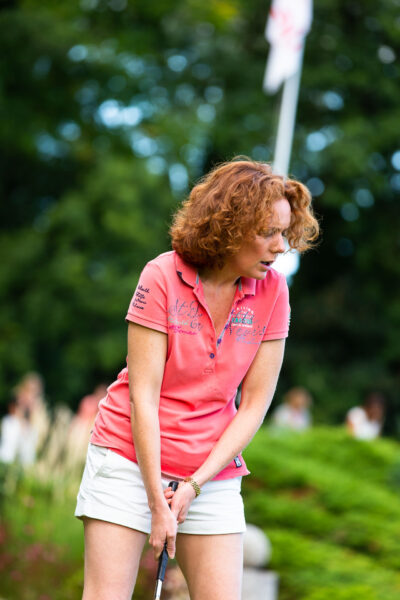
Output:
top-left (272, 404), bottom-right (311, 430)
top-left (0, 414), bottom-right (38, 465)
top-left (346, 406), bottom-right (381, 440)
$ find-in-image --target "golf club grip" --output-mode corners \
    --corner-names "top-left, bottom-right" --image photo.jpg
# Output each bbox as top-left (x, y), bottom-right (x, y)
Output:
top-left (169, 480), bottom-right (179, 492)
top-left (156, 547), bottom-right (169, 581)
top-left (156, 480), bottom-right (179, 581)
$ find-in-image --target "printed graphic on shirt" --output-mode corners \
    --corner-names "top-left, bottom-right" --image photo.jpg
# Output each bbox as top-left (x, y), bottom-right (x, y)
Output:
top-left (231, 322), bottom-right (267, 345)
top-left (132, 285), bottom-right (150, 311)
top-left (222, 304), bottom-right (266, 345)
top-left (167, 299), bottom-right (204, 334)
top-left (231, 306), bottom-right (254, 328)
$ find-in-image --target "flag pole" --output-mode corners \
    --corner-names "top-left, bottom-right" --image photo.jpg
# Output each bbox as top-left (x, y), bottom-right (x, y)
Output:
top-left (262, 0), bottom-right (312, 278)
top-left (272, 47), bottom-right (304, 176)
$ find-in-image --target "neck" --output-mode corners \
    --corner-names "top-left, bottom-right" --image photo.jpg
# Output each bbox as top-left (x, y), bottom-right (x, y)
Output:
top-left (198, 262), bottom-right (240, 289)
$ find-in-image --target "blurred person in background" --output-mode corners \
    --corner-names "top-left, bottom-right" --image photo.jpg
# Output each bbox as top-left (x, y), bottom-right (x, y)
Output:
top-left (65, 384), bottom-right (108, 471)
top-left (0, 397), bottom-right (26, 464)
top-left (0, 383), bottom-right (39, 466)
top-left (17, 372), bottom-right (49, 450)
top-left (346, 391), bottom-right (386, 440)
top-left (0, 372), bottom-right (49, 466)
top-left (76, 383), bottom-right (108, 425)
top-left (271, 386), bottom-right (312, 431)
top-left (74, 159), bottom-right (319, 600)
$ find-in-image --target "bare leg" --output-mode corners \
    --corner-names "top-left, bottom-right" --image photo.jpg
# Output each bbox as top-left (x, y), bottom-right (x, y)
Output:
top-left (82, 518), bottom-right (147, 600)
top-left (176, 533), bottom-right (243, 600)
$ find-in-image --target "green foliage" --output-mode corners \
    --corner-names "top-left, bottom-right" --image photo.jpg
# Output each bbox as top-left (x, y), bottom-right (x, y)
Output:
top-left (3, 156), bottom-right (174, 403)
top-left (2, 426), bottom-right (400, 598)
top-left (0, 465), bottom-right (84, 599)
top-left (268, 529), bottom-right (400, 600)
top-left (0, 0), bottom-right (399, 419)
top-left (0, 464), bottom-right (173, 599)
top-left (242, 427), bottom-right (400, 599)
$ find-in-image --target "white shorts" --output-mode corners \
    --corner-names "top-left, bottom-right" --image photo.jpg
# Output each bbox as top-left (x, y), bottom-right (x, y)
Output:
top-left (75, 444), bottom-right (246, 535)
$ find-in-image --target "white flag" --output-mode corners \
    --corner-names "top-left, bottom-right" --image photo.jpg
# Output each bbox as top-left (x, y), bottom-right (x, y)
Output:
top-left (263, 0), bottom-right (313, 94)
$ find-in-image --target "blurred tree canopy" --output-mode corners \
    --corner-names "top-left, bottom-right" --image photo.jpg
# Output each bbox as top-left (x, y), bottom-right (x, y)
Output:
top-left (0, 0), bottom-right (399, 425)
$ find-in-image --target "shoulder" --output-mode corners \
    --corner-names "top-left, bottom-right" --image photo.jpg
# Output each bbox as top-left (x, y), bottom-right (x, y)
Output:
top-left (255, 268), bottom-right (288, 297)
top-left (140, 251), bottom-right (177, 281)
top-left (268, 267), bottom-right (286, 286)
top-left (133, 252), bottom-right (177, 300)
top-left (146, 250), bottom-right (176, 271)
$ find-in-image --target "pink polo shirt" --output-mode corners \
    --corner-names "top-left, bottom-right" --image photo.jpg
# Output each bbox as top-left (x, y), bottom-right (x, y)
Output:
top-left (91, 251), bottom-right (290, 480)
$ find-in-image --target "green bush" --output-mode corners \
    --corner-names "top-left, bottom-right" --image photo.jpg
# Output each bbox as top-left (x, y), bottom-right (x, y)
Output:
top-left (2, 426), bottom-right (400, 599)
top-left (242, 427), bottom-right (400, 599)
top-left (266, 528), bottom-right (400, 600)
top-left (0, 467), bottom-right (170, 599)
top-left (0, 467), bottom-right (84, 600)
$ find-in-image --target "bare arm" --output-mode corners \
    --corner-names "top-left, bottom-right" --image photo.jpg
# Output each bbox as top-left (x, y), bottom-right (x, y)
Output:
top-left (127, 322), bottom-right (177, 557)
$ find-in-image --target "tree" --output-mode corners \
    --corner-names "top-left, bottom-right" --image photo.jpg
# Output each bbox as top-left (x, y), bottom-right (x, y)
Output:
top-left (1, 0), bottom-right (399, 425)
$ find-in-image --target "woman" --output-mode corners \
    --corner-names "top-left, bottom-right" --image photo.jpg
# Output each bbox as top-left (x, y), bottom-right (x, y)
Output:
top-left (75, 158), bottom-right (319, 600)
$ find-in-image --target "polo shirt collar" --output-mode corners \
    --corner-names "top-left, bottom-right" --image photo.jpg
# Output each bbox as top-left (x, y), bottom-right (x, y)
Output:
top-left (239, 277), bottom-right (256, 296)
top-left (175, 252), bottom-right (197, 288)
top-left (174, 251), bottom-right (256, 296)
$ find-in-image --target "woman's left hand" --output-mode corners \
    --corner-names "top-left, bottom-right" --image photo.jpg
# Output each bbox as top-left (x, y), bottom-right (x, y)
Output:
top-left (164, 482), bottom-right (196, 524)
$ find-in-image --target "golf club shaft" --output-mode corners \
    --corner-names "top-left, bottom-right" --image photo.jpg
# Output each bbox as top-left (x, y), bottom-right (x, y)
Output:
top-left (154, 480), bottom-right (179, 600)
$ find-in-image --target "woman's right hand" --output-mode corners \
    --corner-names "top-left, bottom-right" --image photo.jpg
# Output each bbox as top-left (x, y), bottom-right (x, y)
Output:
top-left (149, 503), bottom-right (178, 560)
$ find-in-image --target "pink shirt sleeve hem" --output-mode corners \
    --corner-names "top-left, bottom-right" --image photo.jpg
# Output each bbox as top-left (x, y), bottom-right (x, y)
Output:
top-left (126, 314), bottom-right (168, 334)
top-left (262, 330), bottom-right (289, 341)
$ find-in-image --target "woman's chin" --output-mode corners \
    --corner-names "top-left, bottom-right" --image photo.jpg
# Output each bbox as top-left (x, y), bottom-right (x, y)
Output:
top-left (250, 268), bottom-right (269, 280)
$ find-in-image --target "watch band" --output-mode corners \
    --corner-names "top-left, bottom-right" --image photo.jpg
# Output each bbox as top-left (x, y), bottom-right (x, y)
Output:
top-left (183, 476), bottom-right (201, 497)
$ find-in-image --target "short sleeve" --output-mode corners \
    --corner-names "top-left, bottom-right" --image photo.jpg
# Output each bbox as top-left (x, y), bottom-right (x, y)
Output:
top-left (262, 274), bottom-right (290, 341)
top-left (125, 262), bottom-right (168, 334)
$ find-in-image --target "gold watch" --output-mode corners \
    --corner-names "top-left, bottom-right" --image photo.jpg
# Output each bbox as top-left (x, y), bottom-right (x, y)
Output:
top-left (183, 476), bottom-right (201, 497)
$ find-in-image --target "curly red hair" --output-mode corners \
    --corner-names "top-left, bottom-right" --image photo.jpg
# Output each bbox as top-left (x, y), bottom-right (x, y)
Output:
top-left (170, 158), bottom-right (319, 268)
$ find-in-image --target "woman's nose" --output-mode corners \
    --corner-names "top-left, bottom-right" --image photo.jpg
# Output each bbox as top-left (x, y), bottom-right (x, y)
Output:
top-left (273, 234), bottom-right (286, 254)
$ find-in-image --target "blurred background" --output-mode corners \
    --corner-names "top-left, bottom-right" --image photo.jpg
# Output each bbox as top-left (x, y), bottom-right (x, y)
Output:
top-left (1, 0), bottom-right (400, 599)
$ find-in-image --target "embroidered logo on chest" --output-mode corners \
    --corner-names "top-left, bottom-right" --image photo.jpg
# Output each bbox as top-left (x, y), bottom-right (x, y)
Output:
top-left (230, 306), bottom-right (255, 328)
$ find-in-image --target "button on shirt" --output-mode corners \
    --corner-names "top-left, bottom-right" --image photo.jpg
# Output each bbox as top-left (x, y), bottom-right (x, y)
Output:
top-left (91, 251), bottom-right (290, 480)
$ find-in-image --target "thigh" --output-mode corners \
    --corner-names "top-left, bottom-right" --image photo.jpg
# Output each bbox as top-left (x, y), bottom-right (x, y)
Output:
top-left (175, 533), bottom-right (244, 600)
top-left (82, 517), bottom-right (147, 600)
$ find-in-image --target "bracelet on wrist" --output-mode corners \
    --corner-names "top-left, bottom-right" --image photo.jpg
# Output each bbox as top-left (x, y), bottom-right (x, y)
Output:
top-left (183, 476), bottom-right (201, 497)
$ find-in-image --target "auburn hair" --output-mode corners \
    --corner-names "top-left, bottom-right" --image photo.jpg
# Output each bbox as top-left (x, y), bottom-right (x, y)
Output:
top-left (170, 158), bottom-right (319, 269)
